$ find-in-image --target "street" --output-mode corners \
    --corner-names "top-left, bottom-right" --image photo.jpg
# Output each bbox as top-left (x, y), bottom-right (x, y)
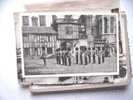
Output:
top-left (24, 56), bottom-right (117, 76)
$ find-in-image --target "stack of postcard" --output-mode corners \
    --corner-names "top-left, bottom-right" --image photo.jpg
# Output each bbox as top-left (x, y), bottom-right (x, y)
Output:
top-left (14, 0), bottom-right (132, 93)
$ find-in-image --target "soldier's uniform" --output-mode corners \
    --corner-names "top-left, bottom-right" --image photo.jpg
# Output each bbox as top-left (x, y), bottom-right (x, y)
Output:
top-left (93, 53), bottom-right (96, 64)
top-left (98, 55), bottom-right (101, 64)
top-left (102, 54), bottom-right (105, 63)
top-left (64, 50), bottom-right (67, 65)
top-left (58, 49), bottom-right (61, 64)
top-left (75, 48), bottom-right (79, 64)
top-left (75, 50), bottom-right (79, 64)
top-left (68, 51), bottom-right (71, 66)
top-left (88, 48), bottom-right (91, 63)
top-left (92, 47), bottom-right (96, 64)
top-left (80, 51), bottom-right (83, 64)
top-left (60, 49), bottom-right (63, 64)
top-left (55, 49), bottom-right (59, 64)
top-left (62, 49), bottom-right (65, 65)
top-left (102, 47), bottom-right (105, 63)
top-left (84, 51), bottom-right (88, 65)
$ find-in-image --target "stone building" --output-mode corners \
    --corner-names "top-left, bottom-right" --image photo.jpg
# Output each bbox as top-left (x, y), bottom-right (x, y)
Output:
top-left (21, 14), bottom-right (117, 58)
top-left (22, 15), bottom-right (57, 56)
top-left (78, 15), bottom-right (117, 55)
top-left (53, 15), bottom-right (80, 49)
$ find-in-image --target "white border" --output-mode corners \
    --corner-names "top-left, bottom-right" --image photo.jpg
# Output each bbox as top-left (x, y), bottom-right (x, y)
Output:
top-left (19, 12), bottom-right (119, 78)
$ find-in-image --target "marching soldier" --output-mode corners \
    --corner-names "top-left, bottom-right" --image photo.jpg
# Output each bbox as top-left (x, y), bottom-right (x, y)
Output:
top-left (92, 47), bottom-right (96, 64)
top-left (102, 47), bottom-right (105, 63)
top-left (102, 54), bottom-right (105, 63)
top-left (93, 53), bottom-right (96, 64)
top-left (55, 49), bottom-right (59, 64)
top-left (62, 48), bottom-right (65, 65)
top-left (58, 48), bottom-right (61, 64)
top-left (84, 48), bottom-right (88, 65)
top-left (75, 47), bottom-right (79, 64)
top-left (80, 49), bottom-right (83, 64)
top-left (64, 49), bottom-right (67, 65)
top-left (67, 48), bottom-right (71, 66)
top-left (97, 47), bottom-right (101, 64)
top-left (60, 49), bottom-right (62, 64)
top-left (88, 47), bottom-right (91, 63)
top-left (98, 55), bottom-right (101, 64)
top-left (62, 49), bottom-right (65, 65)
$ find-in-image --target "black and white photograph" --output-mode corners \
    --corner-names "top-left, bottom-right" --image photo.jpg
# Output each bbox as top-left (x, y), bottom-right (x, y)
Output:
top-left (1, 0), bottom-right (133, 98)
top-left (17, 13), bottom-right (119, 77)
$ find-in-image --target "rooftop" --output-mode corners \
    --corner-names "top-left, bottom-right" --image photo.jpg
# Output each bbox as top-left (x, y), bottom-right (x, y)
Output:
top-left (22, 26), bottom-right (57, 34)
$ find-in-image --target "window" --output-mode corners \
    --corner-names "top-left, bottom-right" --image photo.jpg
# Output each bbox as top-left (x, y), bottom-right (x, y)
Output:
top-left (104, 17), bottom-right (108, 33)
top-left (110, 17), bottom-right (115, 33)
top-left (34, 48), bottom-right (38, 56)
top-left (48, 36), bottom-right (50, 42)
top-left (31, 16), bottom-right (38, 26)
top-left (23, 34), bottom-right (28, 42)
top-left (24, 48), bottom-right (30, 56)
top-left (65, 26), bottom-right (73, 34)
top-left (39, 15), bottom-right (46, 26)
top-left (47, 47), bottom-right (53, 54)
top-left (99, 18), bottom-right (102, 34)
top-left (22, 16), bottom-right (29, 26)
top-left (96, 15), bottom-right (102, 35)
top-left (34, 35), bottom-right (38, 43)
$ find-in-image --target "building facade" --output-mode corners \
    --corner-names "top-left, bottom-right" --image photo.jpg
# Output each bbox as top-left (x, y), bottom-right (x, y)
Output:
top-left (55, 15), bottom-right (80, 49)
top-left (22, 15), bottom-right (57, 57)
top-left (21, 14), bottom-right (117, 58)
top-left (78, 15), bottom-right (117, 56)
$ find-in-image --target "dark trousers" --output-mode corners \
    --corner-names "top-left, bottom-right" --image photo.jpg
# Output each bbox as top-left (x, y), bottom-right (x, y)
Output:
top-left (98, 56), bottom-right (101, 64)
top-left (68, 57), bottom-right (71, 66)
top-left (61, 56), bottom-right (63, 64)
top-left (62, 56), bottom-right (64, 65)
top-left (63, 56), bottom-right (66, 65)
top-left (85, 56), bottom-right (88, 65)
top-left (76, 55), bottom-right (78, 64)
top-left (64, 56), bottom-right (67, 65)
top-left (56, 56), bottom-right (58, 64)
top-left (93, 55), bottom-right (95, 63)
top-left (43, 58), bottom-right (46, 65)
top-left (56, 56), bottom-right (59, 64)
top-left (102, 55), bottom-right (104, 63)
top-left (80, 54), bottom-right (83, 64)
top-left (58, 56), bottom-right (61, 64)
top-left (88, 55), bottom-right (91, 63)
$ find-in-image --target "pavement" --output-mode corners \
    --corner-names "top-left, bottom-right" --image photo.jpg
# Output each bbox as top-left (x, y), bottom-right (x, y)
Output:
top-left (24, 56), bottom-right (117, 75)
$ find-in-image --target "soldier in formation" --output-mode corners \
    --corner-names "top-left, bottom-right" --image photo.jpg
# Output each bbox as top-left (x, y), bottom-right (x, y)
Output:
top-left (55, 46), bottom-right (106, 66)
top-left (55, 48), bottom-right (72, 66)
top-left (75, 46), bottom-right (105, 65)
